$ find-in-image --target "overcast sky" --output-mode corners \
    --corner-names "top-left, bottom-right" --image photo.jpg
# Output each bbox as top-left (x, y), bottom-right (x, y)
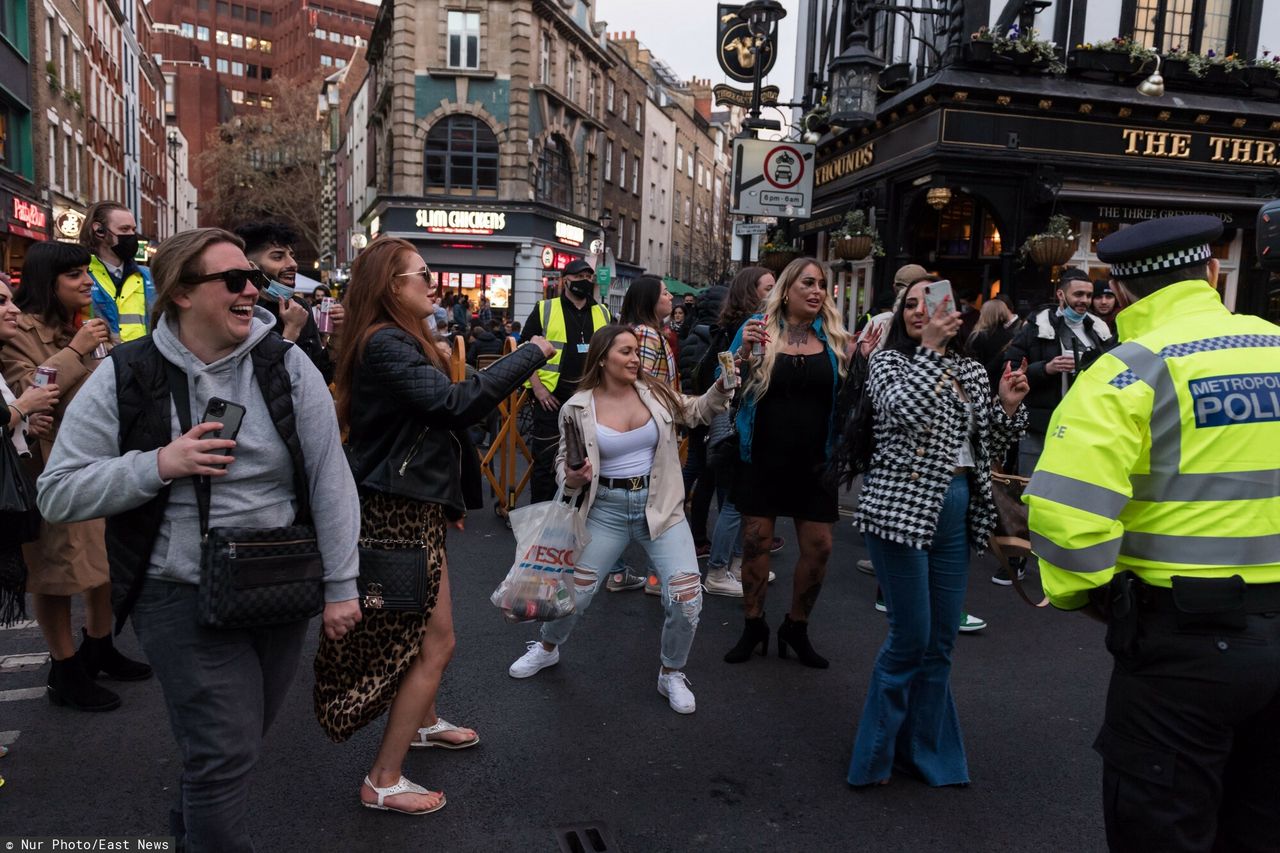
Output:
top-left (595, 0), bottom-right (803, 107)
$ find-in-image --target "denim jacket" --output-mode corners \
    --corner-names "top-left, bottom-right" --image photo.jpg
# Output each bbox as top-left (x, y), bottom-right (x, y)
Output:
top-left (726, 313), bottom-right (842, 463)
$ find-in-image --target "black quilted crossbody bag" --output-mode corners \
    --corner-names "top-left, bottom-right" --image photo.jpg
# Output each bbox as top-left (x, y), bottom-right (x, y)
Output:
top-left (167, 360), bottom-right (325, 629)
top-left (357, 538), bottom-right (429, 612)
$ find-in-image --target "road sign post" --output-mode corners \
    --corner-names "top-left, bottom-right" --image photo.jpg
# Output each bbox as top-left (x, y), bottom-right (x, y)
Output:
top-left (731, 139), bottom-right (816, 219)
top-left (595, 265), bottom-right (612, 303)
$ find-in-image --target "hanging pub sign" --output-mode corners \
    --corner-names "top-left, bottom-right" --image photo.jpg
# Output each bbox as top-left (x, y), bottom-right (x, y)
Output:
top-left (713, 84), bottom-right (779, 109)
top-left (717, 4), bottom-right (776, 83)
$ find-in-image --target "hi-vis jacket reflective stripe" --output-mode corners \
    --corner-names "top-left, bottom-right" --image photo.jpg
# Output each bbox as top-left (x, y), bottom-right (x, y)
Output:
top-left (528, 297), bottom-right (611, 393)
top-left (1025, 280), bottom-right (1280, 611)
top-left (88, 256), bottom-right (155, 342)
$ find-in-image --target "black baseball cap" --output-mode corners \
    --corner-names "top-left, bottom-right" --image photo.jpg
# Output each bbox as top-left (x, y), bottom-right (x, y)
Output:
top-left (563, 259), bottom-right (593, 276)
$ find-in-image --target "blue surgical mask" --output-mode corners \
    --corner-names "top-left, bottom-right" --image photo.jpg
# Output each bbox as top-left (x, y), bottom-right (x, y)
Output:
top-left (263, 279), bottom-right (295, 302)
top-left (1062, 305), bottom-right (1086, 324)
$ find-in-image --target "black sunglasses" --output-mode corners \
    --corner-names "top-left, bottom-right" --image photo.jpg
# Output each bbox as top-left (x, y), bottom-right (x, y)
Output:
top-left (181, 268), bottom-right (270, 294)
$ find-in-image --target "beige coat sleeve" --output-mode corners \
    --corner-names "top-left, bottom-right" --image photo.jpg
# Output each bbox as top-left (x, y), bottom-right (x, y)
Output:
top-left (677, 383), bottom-right (731, 428)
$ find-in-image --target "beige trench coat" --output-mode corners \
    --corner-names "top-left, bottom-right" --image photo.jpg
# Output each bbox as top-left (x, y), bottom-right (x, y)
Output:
top-left (2, 313), bottom-right (112, 595)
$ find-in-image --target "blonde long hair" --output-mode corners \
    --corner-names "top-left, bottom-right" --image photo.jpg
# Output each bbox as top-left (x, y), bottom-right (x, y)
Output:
top-left (744, 257), bottom-right (850, 403)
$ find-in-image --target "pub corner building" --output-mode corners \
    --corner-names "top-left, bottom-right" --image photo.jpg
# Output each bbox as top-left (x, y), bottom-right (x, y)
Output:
top-left (361, 202), bottom-right (611, 323)
top-left (794, 0), bottom-right (1280, 324)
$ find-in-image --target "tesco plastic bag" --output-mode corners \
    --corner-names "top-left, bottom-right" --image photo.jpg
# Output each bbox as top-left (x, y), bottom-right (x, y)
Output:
top-left (491, 490), bottom-right (587, 623)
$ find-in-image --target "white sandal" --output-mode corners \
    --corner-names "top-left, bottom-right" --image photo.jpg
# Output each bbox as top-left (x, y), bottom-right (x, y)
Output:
top-left (361, 775), bottom-right (446, 815)
top-left (410, 718), bottom-right (480, 750)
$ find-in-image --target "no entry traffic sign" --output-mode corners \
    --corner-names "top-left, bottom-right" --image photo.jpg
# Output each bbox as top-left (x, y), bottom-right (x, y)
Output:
top-left (732, 139), bottom-right (815, 218)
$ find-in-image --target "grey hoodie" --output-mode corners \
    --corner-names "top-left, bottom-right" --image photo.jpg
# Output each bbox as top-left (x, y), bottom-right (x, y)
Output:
top-left (36, 307), bottom-right (360, 602)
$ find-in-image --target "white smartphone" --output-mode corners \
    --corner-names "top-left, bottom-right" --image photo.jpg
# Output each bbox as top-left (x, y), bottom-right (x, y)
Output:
top-left (922, 280), bottom-right (954, 318)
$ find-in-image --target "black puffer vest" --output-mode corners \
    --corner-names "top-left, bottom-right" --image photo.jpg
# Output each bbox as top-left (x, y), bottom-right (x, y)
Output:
top-left (107, 333), bottom-right (303, 632)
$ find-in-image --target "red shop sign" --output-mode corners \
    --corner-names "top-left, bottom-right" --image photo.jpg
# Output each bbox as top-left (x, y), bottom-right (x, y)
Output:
top-left (13, 198), bottom-right (48, 232)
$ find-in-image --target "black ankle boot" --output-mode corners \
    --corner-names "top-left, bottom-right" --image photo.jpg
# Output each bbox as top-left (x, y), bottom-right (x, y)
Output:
top-left (47, 656), bottom-right (122, 711)
top-left (724, 616), bottom-right (769, 663)
top-left (777, 616), bottom-right (829, 669)
top-left (78, 628), bottom-right (153, 681)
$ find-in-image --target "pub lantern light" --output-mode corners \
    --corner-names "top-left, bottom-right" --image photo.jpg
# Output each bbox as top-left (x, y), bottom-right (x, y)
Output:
top-left (1137, 54), bottom-right (1165, 98)
top-left (741, 0), bottom-right (786, 33)
top-left (827, 26), bottom-right (884, 128)
top-left (926, 186), bottom-right (952, 211)
top-left (598, 213), bottom-right (614, 232)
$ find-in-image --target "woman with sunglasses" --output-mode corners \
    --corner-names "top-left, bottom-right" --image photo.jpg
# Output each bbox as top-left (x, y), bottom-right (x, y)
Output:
top-left (2, 240), bottom-right (149, 712)
top-left (723, 257), bottom-right (851, 668)
top-left (316, 237), bottom-right (553, 816)
top-left (37, 228), bottom-right (364, 850)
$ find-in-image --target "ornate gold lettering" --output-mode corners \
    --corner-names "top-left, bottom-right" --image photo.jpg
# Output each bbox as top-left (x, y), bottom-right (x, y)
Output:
top-left (1208, 137), bottom-right (1231, 162)
top-left (1122, 128), bottom-right (1143, 155)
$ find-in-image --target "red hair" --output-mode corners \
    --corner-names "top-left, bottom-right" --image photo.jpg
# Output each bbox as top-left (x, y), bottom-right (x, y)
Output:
top-left (334, 236), bottom-right (447, 428)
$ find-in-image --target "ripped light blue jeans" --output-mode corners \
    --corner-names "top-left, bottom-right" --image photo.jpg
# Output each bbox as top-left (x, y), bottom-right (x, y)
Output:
top-left (540, 485), bottom-right (703, 669)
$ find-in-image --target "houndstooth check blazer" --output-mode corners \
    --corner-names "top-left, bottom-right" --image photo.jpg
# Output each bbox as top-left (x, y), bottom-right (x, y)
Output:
top-left (855, 346), bottom-right (1027, 551)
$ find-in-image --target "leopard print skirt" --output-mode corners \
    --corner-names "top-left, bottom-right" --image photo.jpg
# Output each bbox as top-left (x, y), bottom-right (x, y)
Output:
top-left (313, 490), bottom-right (447, 743)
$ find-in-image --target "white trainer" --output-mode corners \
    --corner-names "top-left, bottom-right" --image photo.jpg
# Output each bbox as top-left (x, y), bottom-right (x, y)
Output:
top-left (657, 669), bottom-right (696, 714)
top-left (508, 641), bottom-right (559, 678)
top-left (728, 556), bottom-right (777, 585)
top-left (703, 566), bottom-right (743, 597)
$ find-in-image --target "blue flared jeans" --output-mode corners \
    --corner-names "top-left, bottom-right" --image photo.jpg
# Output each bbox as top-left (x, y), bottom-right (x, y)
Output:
top-left (848, 475), bottom-right (971, 787)
top-left (540, 485), bottom-right (703, 669)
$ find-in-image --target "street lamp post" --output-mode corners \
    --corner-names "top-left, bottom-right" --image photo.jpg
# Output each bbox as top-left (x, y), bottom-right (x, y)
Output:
top-left (167, 131), bottom-right (181, 236)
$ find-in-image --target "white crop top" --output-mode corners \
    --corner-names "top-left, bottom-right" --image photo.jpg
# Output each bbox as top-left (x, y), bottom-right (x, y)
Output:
top-left (593, 399), bottom-right (659, 478)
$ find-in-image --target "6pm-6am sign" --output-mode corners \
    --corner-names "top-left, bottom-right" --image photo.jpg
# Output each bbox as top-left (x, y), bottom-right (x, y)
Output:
top-left (731, 139), bottom-right (815, 218)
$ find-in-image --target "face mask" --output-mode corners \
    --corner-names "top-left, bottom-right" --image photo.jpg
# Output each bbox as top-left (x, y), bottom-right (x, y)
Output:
top-left (263, 279), bottom-right (295, 302)
top-left (1062, 305), bottom-right (1087, 324)
top-left (113, 234), bottom-right (140, 262)
top-left (566, 277), bottom-right (593, 298)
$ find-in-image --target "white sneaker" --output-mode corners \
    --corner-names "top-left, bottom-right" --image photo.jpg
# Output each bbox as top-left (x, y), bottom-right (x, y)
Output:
top-left (508, 641), bottom-right (559, 678)
top-left (657, 669), bottom-right (696, 714)
top-left (727, 556), bottom-right (776, 584)
top-left (703, 567), bottom-right (743, 597)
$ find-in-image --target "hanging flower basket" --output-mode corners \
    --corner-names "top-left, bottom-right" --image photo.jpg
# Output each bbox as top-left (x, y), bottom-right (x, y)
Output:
top-left (1027, 236), bottom-right (1075, 267)
top-left (832, 235), bottom-right (875, 261)
top-left (759, 250), bottom-right (801, 275)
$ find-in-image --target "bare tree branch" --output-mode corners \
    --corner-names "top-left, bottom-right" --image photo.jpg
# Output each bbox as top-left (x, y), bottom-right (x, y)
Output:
top-left (198, 79), bottom-right (325, 255)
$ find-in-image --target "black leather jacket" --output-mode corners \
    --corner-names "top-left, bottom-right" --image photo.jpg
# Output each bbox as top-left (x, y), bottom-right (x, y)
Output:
top-left (346, 328), bottom-right (547, 517)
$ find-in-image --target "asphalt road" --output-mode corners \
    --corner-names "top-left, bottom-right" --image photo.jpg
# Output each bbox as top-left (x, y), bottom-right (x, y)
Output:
top-left (1, 502), bottom-right (1112, 852)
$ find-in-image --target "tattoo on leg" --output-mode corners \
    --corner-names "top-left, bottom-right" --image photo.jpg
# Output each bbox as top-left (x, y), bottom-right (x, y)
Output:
top-left (798, 581), bottom-right (823, 618)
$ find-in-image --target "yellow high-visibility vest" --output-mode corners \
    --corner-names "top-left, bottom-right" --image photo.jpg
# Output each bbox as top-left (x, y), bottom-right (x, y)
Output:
top-left (529, 297), bottom-right (611, 393)
top-left (1025, 279), bottom-right (1280, 611)
top-left (88, 255), bottom-right (153, 342)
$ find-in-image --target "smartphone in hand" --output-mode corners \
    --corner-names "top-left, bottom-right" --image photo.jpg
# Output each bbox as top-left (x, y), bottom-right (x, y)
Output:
top-left (922, 280), bottom-right (955, 319)
top-left (200, 397), bottom-right (246, 466)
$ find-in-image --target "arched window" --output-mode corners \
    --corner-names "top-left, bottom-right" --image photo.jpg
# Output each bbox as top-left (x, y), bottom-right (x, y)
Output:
top-left (424, 116), bottom-right (498, 196)
top-left (538, 136), bottom-right (573, 210)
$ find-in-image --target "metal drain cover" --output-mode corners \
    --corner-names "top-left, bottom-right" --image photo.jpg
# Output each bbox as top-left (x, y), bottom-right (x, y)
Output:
top-left (554, 822), bottom-right (621, 853)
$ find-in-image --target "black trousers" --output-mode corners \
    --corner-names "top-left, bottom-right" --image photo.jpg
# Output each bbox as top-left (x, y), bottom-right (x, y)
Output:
top-left (1097, 608), bottom-right (1280, 853)
top-left (682, 425), bottom-right (714, 545)
top-left (529, 400), bottom-right (563, 504)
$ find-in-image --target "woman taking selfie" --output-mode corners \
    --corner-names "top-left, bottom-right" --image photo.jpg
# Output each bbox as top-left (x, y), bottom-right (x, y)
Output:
top-left (507, 324), bottom-right (732, 714)
top-left (848, 280), bottom-right (1028, 788)
top-left (317, 237), bottom-right (552, 816)
top-left (2, 241), bottom-right (148, 712)
top-left (37, 228), bottom-right (363, 850)
top-left (723, 258), bottom-right (850, 668)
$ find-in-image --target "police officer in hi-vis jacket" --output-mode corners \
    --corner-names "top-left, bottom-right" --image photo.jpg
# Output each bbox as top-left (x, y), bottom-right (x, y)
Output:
top-left (1026, 215), bottom-right (1280, 853)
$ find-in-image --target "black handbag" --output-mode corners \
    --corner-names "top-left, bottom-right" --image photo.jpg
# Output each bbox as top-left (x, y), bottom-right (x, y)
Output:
top-left (167, 362), bottom-right (325, 630)
top-left (0, 424), bottom-right (41, 548)
top-left (357, 539), bottom-right (429, 612)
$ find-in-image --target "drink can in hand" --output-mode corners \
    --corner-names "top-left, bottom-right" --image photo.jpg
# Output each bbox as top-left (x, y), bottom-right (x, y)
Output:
top-left (34, 366), bottom-right (57, 387)
top-left (91, 341), bottom-right (109, 360)
top-left (316, 297), bottom-right (335, 333)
